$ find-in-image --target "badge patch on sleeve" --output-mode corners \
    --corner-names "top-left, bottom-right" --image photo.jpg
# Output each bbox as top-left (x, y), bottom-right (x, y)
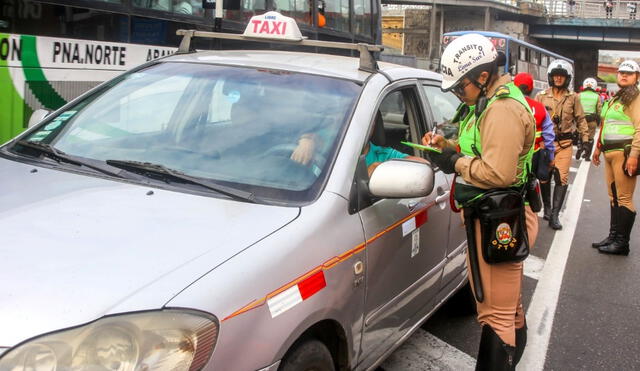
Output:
top-left (495, 85), bottom-right (510, 97)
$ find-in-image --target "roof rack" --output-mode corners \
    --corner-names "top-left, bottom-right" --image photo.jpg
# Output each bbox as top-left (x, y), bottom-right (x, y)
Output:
top-left (176, 29), bottom-right (384, 73)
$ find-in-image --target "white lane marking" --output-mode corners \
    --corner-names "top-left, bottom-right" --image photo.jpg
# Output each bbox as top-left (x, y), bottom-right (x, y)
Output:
top-left (569, 167), bottom-right (578, 173)
top-left (518, 160), bottom-right (590, 371)
top-left (381, 330), bottom-right (475, 371)
top-left (523, 255), bottom-right (545, 281)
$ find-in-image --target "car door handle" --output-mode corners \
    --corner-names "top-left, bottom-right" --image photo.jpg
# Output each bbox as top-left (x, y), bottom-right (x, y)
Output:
top-left (435, 191), bottom-right (450, 204)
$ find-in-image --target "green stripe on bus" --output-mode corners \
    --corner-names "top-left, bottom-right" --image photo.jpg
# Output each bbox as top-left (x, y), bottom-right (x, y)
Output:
top-left (20, 34), bottom-right (67, 110)
top-left (0, 33), bottom-right (29, 143)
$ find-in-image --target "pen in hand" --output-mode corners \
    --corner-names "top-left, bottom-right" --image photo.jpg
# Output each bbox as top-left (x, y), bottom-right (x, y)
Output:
top-left (430, 125), bottom-right (437, 145)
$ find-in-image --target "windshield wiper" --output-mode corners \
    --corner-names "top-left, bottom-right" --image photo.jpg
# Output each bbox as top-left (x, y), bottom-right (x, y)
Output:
top-left (15, 140), bottom-right (127, 179)
top-left (105, 159), bottom-right (257, 203)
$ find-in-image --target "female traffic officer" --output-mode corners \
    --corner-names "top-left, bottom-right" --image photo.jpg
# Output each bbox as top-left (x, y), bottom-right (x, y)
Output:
top-left (423, 33), bottom-right (537, 370)
top-left (592, 60), bottom-right (640, 255)
top-left (535, 60), bottom-right (589, 230)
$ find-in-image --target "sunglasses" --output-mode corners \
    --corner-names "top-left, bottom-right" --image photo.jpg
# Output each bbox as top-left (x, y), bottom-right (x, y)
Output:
top-left (452, 80), bottom-right (472, 96)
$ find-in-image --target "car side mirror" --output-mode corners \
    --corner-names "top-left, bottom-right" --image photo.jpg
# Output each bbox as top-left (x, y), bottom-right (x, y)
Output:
top-left (28, 109), bottom-right (51, 128)
top-left (369, 159), bottom-right (435, 198)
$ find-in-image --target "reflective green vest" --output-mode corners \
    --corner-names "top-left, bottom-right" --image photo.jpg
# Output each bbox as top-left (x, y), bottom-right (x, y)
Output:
top-left (600, 99), bottom-right (634, 151)
top-left (579, 90), bottom-right (599, 115)
top-left (454, 83), bottom-right (535, 206)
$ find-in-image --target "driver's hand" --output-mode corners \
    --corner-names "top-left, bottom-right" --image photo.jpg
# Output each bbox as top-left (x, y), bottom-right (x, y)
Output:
top-left (291, 136), bottom-right (315, 165)
top-left (368, 162), bottom-right (381, 177)
top-left (422, 133), bottom-right (445, 150)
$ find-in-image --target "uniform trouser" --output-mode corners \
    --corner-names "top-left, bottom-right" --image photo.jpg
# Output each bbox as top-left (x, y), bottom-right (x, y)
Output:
top-left (587, 121), bottom-right (597, 141)
top-left (464, 206), bottom-right (539, 346)
top-left (605, 150), bottom-right (637, 211)
top-left (553, 139), bottom-right (573, 185)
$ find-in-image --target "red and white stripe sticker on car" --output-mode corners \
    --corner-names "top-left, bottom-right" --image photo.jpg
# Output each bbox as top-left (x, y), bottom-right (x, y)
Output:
top-left (223, 206), bottom-right (432, 322)
top-left (401, 209), bottom-right (428, 237)
top-left (267, 270), bottom-right (327, 318)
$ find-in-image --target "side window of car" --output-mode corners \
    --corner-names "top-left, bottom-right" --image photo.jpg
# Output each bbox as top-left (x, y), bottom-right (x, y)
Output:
top-left (362, 86), bottom-right (425, 168)
top-left (421, 84), bottom-right (461, 141)
top-left (375, 90), bottom-right (411, 154)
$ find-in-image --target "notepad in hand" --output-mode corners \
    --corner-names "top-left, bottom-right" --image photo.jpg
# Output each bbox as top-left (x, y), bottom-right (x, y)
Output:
top-left (401, 141), bottom-right (443, 154)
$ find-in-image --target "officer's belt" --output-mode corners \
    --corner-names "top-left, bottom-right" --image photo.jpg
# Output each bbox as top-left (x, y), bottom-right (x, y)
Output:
top-left (556, 132), bottom-right (574, 141)
top-left (601, 140), bottom-right (632, 152)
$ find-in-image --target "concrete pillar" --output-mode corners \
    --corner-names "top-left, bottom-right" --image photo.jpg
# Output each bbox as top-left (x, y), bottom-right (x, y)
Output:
top-left (484, 7), bottom-right (491, 30)
top-left (429, 2), bottom-right (436, 60)
top-left (542, 44), bottom-right (599, 91)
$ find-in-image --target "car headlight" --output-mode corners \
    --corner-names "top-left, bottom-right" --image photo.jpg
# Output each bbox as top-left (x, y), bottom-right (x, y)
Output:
top-left (0, 309), bottom-right (218, 371)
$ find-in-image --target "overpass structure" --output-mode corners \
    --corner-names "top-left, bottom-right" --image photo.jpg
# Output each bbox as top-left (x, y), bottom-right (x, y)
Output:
top-left (381, 0), bottom-right (640, 88)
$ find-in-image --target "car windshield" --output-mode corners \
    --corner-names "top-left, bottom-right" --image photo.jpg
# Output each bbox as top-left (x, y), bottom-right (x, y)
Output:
top-left (15, 62), bottom-right (361, 203)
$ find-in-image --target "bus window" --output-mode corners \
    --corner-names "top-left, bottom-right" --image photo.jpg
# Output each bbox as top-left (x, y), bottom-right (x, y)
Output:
top-left (324, 0), bottom-right (350, 32)
top-left (133, 0), bottom-right (204, 16)
top-left (519, 46), bottom-right (526, 61)
top-left (541, 54), bottom-right (548, 67)
top-left (225, 0), bottom-right (267, 21)
top-left (354, 0), bottom-right (372, 37)
top-left (530, 51), bottom-right (539, 65)
top-left (273, 0), bottom-right (310, 24)
top-left (509, 46), bottom-right (518, 74)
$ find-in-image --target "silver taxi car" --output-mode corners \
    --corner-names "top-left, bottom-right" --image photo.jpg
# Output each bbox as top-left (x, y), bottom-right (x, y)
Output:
top-left (0, 12), bottom-right (468, 371)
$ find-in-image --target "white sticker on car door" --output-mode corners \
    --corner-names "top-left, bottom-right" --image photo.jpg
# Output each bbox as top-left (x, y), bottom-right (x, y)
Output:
top-left (411, 229), bottom-right (420, 258)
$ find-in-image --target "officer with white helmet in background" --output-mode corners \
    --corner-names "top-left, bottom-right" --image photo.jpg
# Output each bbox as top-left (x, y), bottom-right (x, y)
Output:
top-left (592, 60), bottom-right (640, 255)
top-left (577, 77), bottom-right (603, 161)
top-left (423, 33), bottom-right (538, 370)
top-left (535, 60), bottom-right (589, 230)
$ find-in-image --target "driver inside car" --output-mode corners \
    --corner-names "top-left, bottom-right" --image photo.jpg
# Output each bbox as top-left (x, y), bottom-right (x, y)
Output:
top-left (291, 110), bottom-right (427, 175)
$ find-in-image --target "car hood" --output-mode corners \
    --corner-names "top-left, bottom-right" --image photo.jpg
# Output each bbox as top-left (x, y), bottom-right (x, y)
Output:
top-left (0, 158), bottom-right (299, 346)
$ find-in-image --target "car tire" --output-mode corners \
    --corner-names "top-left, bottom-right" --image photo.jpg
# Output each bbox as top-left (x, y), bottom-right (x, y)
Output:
top-left (449, 281), bottom-right (477, 316)
top-left (279, 338), bottom-right (335, 371)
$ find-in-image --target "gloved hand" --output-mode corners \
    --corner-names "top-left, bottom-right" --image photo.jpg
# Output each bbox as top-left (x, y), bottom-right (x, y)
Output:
top-left (428, 147), bottom-right (462, 174)
top-left (582, 140), bottom-right (592, 154)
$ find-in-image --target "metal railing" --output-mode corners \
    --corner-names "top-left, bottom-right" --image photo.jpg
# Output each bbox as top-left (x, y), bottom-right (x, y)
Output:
top-left (541, 0), bottom-right (639, 19)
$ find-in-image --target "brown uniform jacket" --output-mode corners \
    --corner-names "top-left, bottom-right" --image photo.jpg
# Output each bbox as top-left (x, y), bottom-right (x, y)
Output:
top-left (535, 88), bottom-right (589, 142)
top-left (453, 74), bottom-right (536, 189)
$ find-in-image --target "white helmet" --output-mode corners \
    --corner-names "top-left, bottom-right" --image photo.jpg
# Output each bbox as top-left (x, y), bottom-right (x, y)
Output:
top-left (547, 59), bottom-right (573, 89)
top-left (618, 60), bottom-right (640, 73)
top-left (582, 77), bottom-right (598, 90)
top-left (440, 33), bottom-right (498, 92)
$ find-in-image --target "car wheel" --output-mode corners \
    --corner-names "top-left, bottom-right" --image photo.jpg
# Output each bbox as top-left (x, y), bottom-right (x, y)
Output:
top-left (448, 281), bottom-right (477, 316)
top-left (279, 339), bottom-right (335, 371)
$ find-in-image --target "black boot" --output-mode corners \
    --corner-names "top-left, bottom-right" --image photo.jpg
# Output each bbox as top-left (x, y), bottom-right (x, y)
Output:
top-left (583, 140), bottom-right (593, 161)
top-left (540, 181), bottom-right (552, 221)
top-left (514, 325), bottom-right (527, 366)
top-left (599, 207), bottom-right (635, 256)
top-left (549, 184), bottom-right (568, 230)
top-left (592, 205), bottom-right (618, 248)
top-left (475, 326), bottom-right (515, 371)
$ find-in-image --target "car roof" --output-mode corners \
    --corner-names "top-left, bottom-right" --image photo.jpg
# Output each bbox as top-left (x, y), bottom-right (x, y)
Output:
top-left (162, 50), bottom-right (442, 83)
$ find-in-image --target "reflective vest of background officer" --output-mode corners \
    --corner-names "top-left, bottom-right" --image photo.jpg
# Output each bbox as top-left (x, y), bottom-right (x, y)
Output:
top-left (592, 60), bottom-right (640, 256)
top-left (535, 60), bottom-right (589, 230)
top-left (577, 77), bottom-right (603, 161)
top-left (423, 33), bottom-right (537, 370)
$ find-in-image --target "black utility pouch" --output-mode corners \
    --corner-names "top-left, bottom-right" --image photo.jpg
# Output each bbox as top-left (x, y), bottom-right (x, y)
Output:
top-left (472, 189), bottom-right (529, 264)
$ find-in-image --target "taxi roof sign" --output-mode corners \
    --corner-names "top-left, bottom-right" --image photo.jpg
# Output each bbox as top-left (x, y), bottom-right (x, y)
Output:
top-left (176, 13), bottom-right (384, 72)
top-left (243, 11), bottom-right (304, 41)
